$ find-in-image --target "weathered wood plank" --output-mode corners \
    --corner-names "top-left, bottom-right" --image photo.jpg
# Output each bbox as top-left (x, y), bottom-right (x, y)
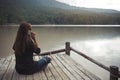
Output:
top-left (37, 56), bottom-right (48, 80)
top-left (34, 49), bottom-right (66, 56)
top-left (33, 72), bottom-right (41, 80)
top-left (19, 74), bottom-right (27, 80)
top-left (0, 58), bottom-right (6, 68)
top-left (0, 56), bottom-right (12, 80)
top-left (41, 70), bottom-right (47, 80)
top-left (71, 47), bottom-right (109, 72)
top-left (63, 54), bottom-right (101, 80)
top-left (13, 71), bottom-right (27, 80)
top-left (55, 54), bottom-right (83, 80)
top-left (26, 75), bottom-right (33, 80)
top-left (42, 56), bottom-right (55, 80)
top-left (2, 56), bottom-right (15, 80)
top-left (51, 55), bottom-right (70, 80)
top-left (12, 70), bottom-right (20, 80)
top-left (0, 54), bottom-right (101, 80)
top-left (48, 61), bottom-right (63, 80)
top-left (75, 63), bottom-right (101, 80)
top-left (59, 54), bottom-right (91, 80)
top-left (52, 55), bottom-right (77, 80)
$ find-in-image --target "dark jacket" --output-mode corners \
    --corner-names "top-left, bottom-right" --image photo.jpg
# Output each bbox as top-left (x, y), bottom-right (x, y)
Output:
top-left (15, 41), bottom-right (41, 75)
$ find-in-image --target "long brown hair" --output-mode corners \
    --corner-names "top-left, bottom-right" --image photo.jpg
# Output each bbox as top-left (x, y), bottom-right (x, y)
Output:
top-left (13, 22), bottom-right (32, 55)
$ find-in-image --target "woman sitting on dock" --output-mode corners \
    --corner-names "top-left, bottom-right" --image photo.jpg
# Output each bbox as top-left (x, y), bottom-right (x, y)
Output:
top-left (13, 22), bottom-right (51, 75)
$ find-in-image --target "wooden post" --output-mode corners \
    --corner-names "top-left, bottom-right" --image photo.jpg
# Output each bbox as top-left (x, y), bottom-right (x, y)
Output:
top-left (110, 66), bottom-right (119, 80)
top-left (65, 42), bottom-right (70, 56)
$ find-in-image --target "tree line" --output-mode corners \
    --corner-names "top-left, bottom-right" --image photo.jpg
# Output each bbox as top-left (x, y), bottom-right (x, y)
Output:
top-left (0, 0), bottom-right (120, 25)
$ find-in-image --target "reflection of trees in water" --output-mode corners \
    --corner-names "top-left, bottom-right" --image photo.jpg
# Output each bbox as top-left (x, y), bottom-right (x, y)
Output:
top-left (0, 26), bottom-right (120, 57)
top-left (40, 27), bottom-right (120, 40)
top-left (0, 26), bottom-right (120, 40)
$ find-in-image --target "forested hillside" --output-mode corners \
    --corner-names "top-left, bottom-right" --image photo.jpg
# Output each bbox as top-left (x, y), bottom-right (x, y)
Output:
top-left (0, 0), bottom-right (120, 24)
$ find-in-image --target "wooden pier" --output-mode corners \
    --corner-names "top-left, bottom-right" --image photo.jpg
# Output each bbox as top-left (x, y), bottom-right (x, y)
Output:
top-left (0, 42), bottom-right (120, 80)
top-left (0, 54), bottom-right (100, 80)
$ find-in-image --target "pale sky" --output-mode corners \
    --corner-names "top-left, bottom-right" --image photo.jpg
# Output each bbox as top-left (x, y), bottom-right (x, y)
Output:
top-left (56, 0), bottom-right (120, 11)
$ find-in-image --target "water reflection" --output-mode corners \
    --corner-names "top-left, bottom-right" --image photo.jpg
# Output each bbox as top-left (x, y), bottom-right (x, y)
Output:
top-left (0, 26), bottom-right (120, 80)
top-left (71, 38), bottom-right (120, 80)
top-left (71, 38), bottom-right (120, 67)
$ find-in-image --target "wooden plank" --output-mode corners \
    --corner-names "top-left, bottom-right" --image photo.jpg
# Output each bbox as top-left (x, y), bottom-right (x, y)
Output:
top-left (18, 74), bottom-right (27, 80)
top-left (0, 58), bottom-right (6, 68)
top-left (44, 66), bottom-right (56, 80)
top-left (0, 54), bottom-right (101, 80)
top-left (63, 54), bottom-right (101, 80)
top-left (0, 56), bottom-right (12, 80)
top-left (48, 61), bottom-right (63, 80)
top-left (41, 56), bottom-right (55, 80)
top-left (41, 70), bottom-right (47, 80)
top-left (38, 56), bottom-right (47, 80)
top-left (33, 72), bottom-right (41, 80)
top-left (71, 47), bottom-right (109, 72)
top-left (12, 69), bottom-right (27, 80)
top-left (34, 49), bottom-right (66, 56)
top-left (76, 65), bottom-right (101, 80)
top-left (52, 55), bottom-right (77, 80)
top-left (37, 56), bottom-right (47, 80)
top-left (51, 55), bottom-right (70, 80)
top-left (75, 63), bottom-right (101, 80)
top-left (38, 55), bottom-right (65, 80)
top-left (2, 56), bottom-right (15, 80)
top-left (55, 54), bottom-right (83, 80)
top-left (26, 75), bottom-right (33, 80)
top-left (38, 55), bottom-right (56, 80)
top-left (12, 70), bottom-right (20, 80)
top-left (59, 54), bottom-right (91, 80)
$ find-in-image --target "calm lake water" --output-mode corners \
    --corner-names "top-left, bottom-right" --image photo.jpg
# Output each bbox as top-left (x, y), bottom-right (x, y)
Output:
top-left (0, 25), bottom-right (120, 80)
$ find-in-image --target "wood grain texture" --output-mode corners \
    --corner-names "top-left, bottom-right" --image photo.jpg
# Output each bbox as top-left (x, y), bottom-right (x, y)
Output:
top-left (0, 54), bottom-right (101, 80)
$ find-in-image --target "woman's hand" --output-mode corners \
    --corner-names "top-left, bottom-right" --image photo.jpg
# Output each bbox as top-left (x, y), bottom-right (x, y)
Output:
top-left (31, 31), bottom-right (36, 40)
top-left (30, 31), bottom-right (39, 48)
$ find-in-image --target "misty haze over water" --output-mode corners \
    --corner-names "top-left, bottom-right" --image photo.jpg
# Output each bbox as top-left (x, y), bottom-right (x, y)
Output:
top-left (0, 26), bottom-right (120, 80)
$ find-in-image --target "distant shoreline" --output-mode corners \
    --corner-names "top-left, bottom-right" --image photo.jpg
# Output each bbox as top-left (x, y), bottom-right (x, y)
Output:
top-left (0, 25), bottom-right (120, 27)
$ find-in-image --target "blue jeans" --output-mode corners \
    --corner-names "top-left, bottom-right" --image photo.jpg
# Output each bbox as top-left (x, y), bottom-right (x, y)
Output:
top-left (35, 56), bottom-right (51, 72)
top-left (16, 56), bottom-right (51, 75)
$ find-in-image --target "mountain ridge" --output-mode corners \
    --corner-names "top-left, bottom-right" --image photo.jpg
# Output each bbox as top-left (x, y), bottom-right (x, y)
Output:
top-left (0, 0), bottom-right (120, 24)
top-left (0, 0), bottom-right (119, 13)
